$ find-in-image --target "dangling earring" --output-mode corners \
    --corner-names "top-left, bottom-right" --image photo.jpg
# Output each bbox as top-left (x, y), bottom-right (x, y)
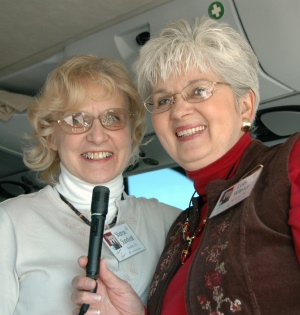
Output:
top-left (241, 118), bottom-right (251, 132)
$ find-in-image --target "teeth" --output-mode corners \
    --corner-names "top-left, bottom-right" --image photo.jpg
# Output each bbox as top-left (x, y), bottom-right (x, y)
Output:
top-left (176, 126), bottom-right (205, 137)
top-left (82, 152), bottom-right (112, 160)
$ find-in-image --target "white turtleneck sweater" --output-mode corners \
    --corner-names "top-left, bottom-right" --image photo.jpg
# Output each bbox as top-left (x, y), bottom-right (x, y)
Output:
top-left (0, 165), bottom-right (181, 315)
top-left (55, 163), bottom-right (124, 225)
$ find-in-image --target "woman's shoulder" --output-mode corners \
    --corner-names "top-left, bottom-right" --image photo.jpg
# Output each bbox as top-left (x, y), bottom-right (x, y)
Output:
top-left (124, 193), bottom-right (181, 211)
top-left (246, 132), bottom-right (300, 164)
top-left (291, 136), bottom-right (300, 156)
top-left (0, 185), bottom-right (56, 214)
top-left (119, 194), bottom-right (182, 235)
top-left (268, 132), bottom-right (300, 164)
top-left (120, 193), bottom-right (181, 222)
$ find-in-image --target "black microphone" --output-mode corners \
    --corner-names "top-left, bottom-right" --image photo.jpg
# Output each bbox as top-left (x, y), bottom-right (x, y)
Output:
top-left (79, 186), bottom-right (110, 315)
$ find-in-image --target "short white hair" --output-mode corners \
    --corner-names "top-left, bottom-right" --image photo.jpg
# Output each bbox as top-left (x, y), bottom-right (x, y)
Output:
top-left (133, 17), bottom-right (260, 113)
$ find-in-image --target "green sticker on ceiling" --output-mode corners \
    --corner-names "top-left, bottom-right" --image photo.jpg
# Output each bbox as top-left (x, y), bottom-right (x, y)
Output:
top-left (208, 2), bottom-right (225, 20)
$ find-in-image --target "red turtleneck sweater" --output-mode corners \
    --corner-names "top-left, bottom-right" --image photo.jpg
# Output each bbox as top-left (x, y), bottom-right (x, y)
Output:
top-left (160, 134), bottom-right (300, 315)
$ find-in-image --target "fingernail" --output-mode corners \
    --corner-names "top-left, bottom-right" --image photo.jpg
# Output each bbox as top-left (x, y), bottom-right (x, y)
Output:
top-left (91, 310), bottom-right (100, 315)
top-left (87, 279), bottom-right (96, 288)
top-left (92, 294), bottom-right (102, 301)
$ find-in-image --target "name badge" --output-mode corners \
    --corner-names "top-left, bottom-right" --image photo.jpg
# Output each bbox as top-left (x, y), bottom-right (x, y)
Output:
top-left (103, 223), bottom-right (145, 261)
top-left (209, 164), bottom-right (263, 219)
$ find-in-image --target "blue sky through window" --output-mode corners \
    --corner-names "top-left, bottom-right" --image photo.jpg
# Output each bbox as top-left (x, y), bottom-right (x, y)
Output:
top-left (128, 168), bottom-right (195, 210)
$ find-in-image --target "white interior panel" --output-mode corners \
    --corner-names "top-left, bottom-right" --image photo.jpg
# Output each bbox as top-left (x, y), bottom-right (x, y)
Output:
top-left (234, 0), bottom-right (300, 92)
top-left (0, 0), bottom-right (298, 157)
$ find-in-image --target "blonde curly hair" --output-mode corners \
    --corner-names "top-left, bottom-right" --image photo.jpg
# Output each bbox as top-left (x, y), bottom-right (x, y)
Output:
top-left (23, 54), bottom-right (146, 185)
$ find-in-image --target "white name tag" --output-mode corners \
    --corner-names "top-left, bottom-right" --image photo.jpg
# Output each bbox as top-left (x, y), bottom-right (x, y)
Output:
top-left (103, 223), bottom-right (145, 261)
top-left (209, 165), bottom-right (263, 219)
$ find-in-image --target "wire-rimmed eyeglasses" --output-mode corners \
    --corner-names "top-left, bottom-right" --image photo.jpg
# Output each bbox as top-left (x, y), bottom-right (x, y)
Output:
top-left (53, 108), bottom-right (134, 134)
top-left (143, 80), bottom-right (230, 114)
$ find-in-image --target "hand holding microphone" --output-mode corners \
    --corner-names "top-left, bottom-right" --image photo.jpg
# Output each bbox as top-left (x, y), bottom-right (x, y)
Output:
top-left (79, 186), bottom-right (110, 315)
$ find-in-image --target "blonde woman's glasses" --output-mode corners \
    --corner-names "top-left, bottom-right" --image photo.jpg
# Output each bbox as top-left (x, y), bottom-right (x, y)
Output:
top-left (144, 80), bottom-right (230, 114)
top-left (54, 108), bottom-right (134, 134)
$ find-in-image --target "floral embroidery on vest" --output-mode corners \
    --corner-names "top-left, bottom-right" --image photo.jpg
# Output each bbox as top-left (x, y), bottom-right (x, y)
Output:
top-left (197, 218), bottom-right (242, 314)
top-left (148, 221), bottom-right (183, 298)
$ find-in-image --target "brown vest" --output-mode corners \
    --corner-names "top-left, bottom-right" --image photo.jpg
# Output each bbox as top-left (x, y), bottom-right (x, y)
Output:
top-left (148, 133), bottom-right (300, 315)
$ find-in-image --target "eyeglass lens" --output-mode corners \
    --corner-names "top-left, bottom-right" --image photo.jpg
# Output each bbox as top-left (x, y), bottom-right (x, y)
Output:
top-left (59, 108), bottom-right (131, 134)
top-left (145, 81), bottom-right (215, 113)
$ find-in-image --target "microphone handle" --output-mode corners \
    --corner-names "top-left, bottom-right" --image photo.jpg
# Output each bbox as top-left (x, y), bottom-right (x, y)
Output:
top-left (85, 213), bottom-right (106, 278)
top-left (79, 186), bottom-right (110, 315)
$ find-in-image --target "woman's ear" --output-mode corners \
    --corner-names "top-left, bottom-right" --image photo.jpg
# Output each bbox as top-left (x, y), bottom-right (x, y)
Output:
top-left (47, 135), bottom-right (58, 151)
top-left (240, 89), bottom-right (256, 122)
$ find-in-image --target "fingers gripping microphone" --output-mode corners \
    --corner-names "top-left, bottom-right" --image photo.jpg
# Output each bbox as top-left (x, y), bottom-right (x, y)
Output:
top-left (79, 186), bottom-right (110, 315)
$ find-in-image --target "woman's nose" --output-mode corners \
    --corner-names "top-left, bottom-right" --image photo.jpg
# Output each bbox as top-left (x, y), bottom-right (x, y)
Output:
top-left (170, 94), bottom-right (194, 119)
top-left (86, 118), bottom-right (108, 143)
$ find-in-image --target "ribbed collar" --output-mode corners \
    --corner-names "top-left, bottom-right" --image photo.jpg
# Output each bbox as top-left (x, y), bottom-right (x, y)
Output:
top-left (186, 133), bottom-right (252, 196)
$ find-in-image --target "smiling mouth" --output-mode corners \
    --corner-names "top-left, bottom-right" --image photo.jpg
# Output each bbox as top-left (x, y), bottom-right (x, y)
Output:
top-left (176, 126), bottom-right (206, 137)
top-left (81, 152), bottom-right (113, 160)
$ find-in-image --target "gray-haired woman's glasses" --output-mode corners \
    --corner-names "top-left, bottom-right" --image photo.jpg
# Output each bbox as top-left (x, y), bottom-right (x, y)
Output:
top-left (54, 108), bottom-right (134, 134)
top-left (143, 80), bottom-right (230, 114)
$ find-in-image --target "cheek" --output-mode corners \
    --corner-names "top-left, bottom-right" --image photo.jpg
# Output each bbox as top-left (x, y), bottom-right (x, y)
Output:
top-left (210, 104), bottom-right (238, 129)
top-left (151, 116), bottom-right (164, 134)
top-left (119, 129), bottom-right (132, 152)
top-left (52, 133), bottom-right (75, 156)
